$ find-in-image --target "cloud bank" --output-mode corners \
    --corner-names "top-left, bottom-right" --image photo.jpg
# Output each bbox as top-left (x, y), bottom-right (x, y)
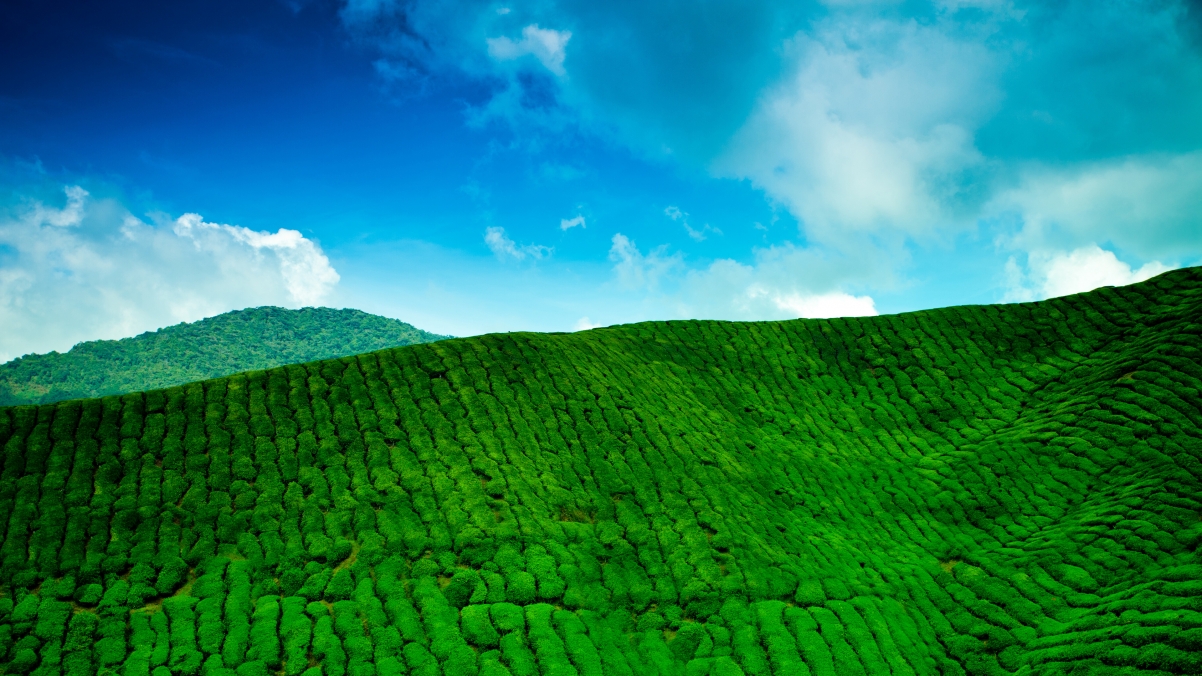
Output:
top-left (0, 185), bottom-right (339, 362)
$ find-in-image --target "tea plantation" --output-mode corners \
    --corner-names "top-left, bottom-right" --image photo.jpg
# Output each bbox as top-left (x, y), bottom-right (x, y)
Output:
top-left (1, 268), bottom-right (1201, 676)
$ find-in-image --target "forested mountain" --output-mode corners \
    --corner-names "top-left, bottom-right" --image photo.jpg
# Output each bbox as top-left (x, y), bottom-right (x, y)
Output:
top-left (0, 307), bottom-right (450, 406)
top-left (1, 269), bottom-right (1200, 675)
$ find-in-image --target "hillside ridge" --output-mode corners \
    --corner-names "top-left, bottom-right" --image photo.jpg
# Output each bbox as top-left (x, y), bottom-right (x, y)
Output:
top-left (0, 306), bottom-right (451, 406)
top-left (0, 269), bottom-right (1200, 675)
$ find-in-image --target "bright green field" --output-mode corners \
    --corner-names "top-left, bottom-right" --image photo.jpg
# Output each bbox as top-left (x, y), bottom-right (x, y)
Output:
top-left (1, 269), bottom-right (1201, 676)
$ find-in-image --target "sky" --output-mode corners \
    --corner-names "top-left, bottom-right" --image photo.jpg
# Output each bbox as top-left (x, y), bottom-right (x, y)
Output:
top-left (1, 0), bottom-right (1200, 361)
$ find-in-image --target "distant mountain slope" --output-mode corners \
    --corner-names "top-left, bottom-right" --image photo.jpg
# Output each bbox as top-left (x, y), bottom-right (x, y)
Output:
top-left (0, 307), bottom-right (451, 405)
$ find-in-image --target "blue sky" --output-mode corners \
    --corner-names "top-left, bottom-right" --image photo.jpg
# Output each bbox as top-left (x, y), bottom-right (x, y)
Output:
top-left (1, 0), bottom-right (1200, 360)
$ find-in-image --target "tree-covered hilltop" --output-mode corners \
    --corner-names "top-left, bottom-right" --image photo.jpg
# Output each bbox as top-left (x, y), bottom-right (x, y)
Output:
top-left (2, 269), bottom-right (1201, 676)
top-left (0, 307), bottom-right (451, 406)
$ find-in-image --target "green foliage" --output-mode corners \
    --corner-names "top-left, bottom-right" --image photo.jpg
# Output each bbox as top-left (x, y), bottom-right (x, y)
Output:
top-left (0, 268), bottom-right (1201, 675)
top-left (0, 306), bottom-right (450, 405)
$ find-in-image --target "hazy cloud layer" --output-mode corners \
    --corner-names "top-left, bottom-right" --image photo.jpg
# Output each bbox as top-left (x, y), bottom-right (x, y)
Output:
top-left (0, 186), bottom-right (339, 362)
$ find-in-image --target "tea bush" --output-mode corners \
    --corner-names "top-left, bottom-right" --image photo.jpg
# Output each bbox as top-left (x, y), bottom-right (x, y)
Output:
top-left (1, 269), bottom-right (1201, 674)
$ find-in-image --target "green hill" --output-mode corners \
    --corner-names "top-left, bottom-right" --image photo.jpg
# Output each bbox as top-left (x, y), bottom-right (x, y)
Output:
top-left (0, 307), bottom-right (451, 407)
top-left (1, 269), bottom-right (1201, 676)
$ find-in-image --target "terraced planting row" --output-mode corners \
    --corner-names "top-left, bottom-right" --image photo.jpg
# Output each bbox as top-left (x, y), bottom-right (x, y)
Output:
top-left (1, 268), bottom-right (1200, 675)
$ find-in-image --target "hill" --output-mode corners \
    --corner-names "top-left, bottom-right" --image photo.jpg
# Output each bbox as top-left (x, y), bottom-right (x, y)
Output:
top-left (0, 307), bottom-right (451, 406)
top-left (1, 269), bottom-right (1201, 676)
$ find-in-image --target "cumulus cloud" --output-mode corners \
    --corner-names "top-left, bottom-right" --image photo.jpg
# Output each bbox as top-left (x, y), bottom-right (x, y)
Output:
top-left (715, 17), bottom-right (999, 245)
top-left (559, 215), bottom-right (585, 230)
top-left (1002, 245), bottom-right (1171, 302)
top-left (0, 185), bottom-right (339, 362)
top-left (484, 226), bottom-right (552, 260)
top-left (172, 214), bottom-right (339, 305)
top-left (774, 292), bottom-right (878, 318)
top-left (990, 152), bottom-right (1202, 261)
top-left (486, 24), bottom-right (571, 76)
top-left (608, 233), bottom-right (682, 290)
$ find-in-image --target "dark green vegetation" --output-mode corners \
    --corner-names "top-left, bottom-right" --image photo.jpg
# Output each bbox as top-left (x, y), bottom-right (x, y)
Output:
top-left (2, 270), bottom-right (1202, 676)
top-left (0, 307), bottom-right (450, 406)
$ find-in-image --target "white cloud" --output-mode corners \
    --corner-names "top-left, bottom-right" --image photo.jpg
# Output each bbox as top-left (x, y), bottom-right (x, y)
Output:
top-left (663, 205), bottom-right (720, 241)
top-left (0, 186), bottom-right (340, 362)
top-left (772, 291), bottom-right (878, 318)
top-left (990, 152), bottom-right (1202, 261)
top-left (679, 243), bottom-right (884, 320)
top-left (685, 223), bottom-right (720, 242)
top-left (715, 17), bottom-right (999, 246)
top-left (172, 213), bottom-right (339, 305)
top-left (606, 233), bottom-right (882, 320)
top-left (991, 156), bottom-right (1198, 303)
top-left (485, 226), bottom-right (522, 258)
top-left (572, 316), bottom-right (600, 331)
top-left (484, 226), bottom-right (551, 261)
top-left (1002, 244), bottom-right (1171, 302)
top-left (486, 24), bottom-right (572, 76)
top-left (608, 233), bottom-right (682, 290)
top-left (29, 184), bottom-right (88, 227)
top-left (560, 215), bottom-right (586, 230)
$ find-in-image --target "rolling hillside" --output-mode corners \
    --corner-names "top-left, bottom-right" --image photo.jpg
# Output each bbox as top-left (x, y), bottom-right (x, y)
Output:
top-left (0, 307), bottom-right (451, 407)
top-left (1, 269), bottom-right (1200, 675)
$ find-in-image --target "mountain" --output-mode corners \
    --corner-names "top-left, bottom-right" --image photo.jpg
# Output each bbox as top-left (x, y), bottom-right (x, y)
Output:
top-left (1, 269), bottom-right (1200, 676)
top-left (0, 307), bottom-right (451, 406)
